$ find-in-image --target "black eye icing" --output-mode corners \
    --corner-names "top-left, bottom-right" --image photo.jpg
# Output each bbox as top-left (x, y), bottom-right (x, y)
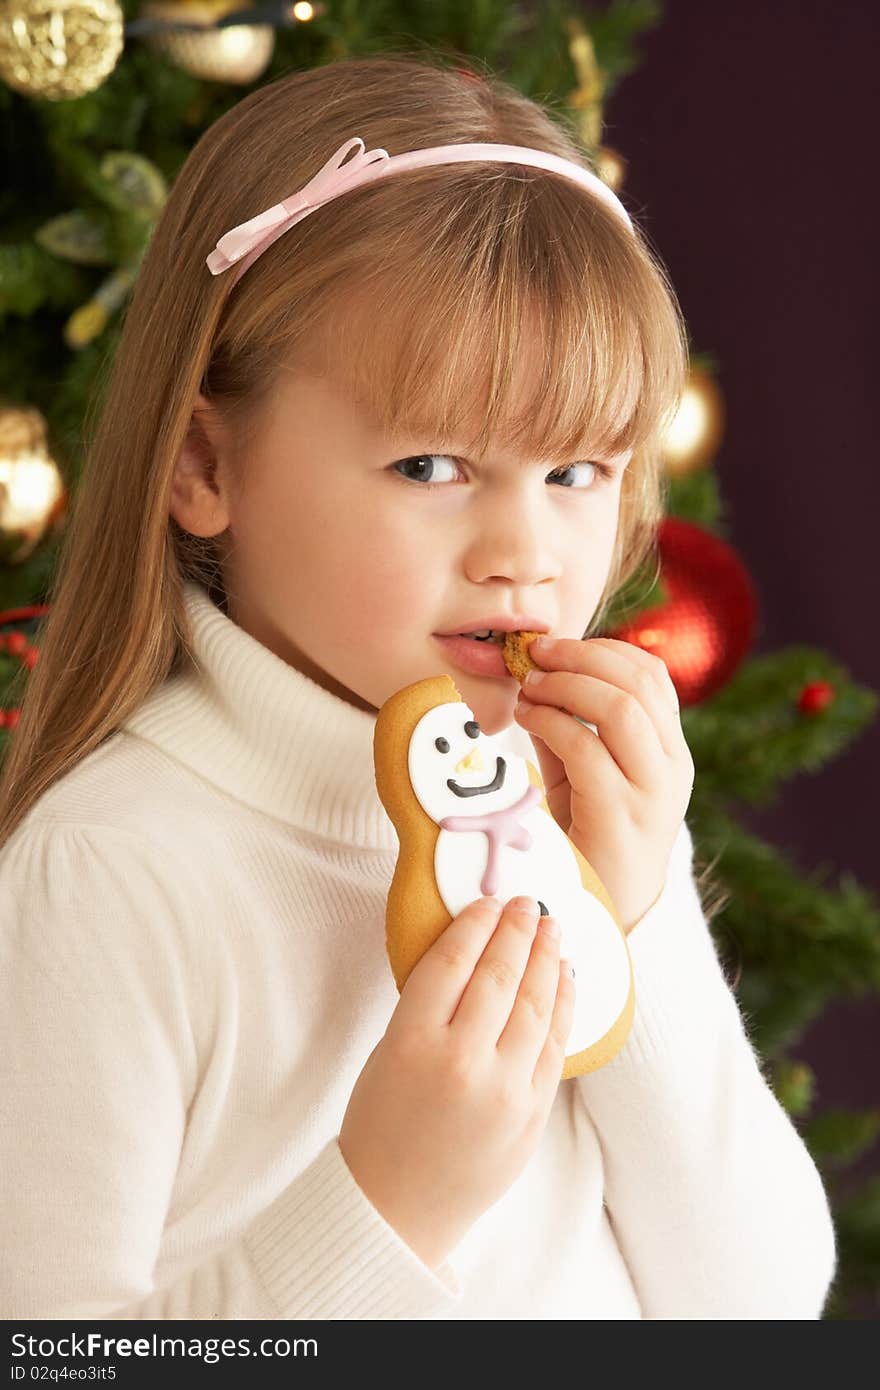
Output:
top-left (464, 721), bottom-right (480, 739)
top-left (434, 737), bottom-right (450, 753)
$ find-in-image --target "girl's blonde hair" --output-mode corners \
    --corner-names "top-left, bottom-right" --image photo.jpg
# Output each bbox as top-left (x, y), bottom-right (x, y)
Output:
top-left (0, 53), bottom-right (692, 869)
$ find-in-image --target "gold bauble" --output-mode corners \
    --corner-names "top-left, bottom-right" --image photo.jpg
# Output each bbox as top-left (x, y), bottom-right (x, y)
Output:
top-left (140, 0), bottom-right (274, 84)
top-left (0, 406), bottom-right (67, 565)
top-left (660, 366), bottom-right (726, 476)
top-left (0, 0), bottom-right (124, 100)
top-left (595, 146), bottom-right (627, 193)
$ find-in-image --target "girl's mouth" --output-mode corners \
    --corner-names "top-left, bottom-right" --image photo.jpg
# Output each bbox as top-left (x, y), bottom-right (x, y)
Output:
top-left (433, 633), bottom-right (511, 678)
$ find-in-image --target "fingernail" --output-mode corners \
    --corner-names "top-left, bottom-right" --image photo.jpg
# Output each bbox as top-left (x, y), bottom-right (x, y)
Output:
top-left (510, 896), bottom-right (539, 915)
top-left (524, 668), bottom-right (545, 686)
top-left (532, 636), bottom-right (549, 652)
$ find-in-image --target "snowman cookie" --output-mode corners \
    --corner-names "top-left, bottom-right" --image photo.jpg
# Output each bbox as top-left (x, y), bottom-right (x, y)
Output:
top-left (373, 673), bottom-right (635, 1078)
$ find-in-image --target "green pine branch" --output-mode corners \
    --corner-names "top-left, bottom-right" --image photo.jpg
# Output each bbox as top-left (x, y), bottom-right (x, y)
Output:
top-left (690, 803), bottom-right (880, 1049)
top-left (685, 648), bottom-right (879, 807)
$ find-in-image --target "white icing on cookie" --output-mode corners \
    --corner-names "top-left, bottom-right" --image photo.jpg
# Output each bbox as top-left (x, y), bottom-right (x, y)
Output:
top-left (407, 700), bottom-right (631, 1058)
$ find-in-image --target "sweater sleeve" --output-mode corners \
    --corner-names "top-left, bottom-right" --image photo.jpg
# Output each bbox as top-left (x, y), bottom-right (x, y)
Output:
top-left (0, 822), bottom-right (462, 1321)
top-left (575, 817), bottom-right (839, 1319)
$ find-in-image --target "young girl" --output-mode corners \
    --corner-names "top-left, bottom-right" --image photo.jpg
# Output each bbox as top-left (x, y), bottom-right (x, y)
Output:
top-left (0, 54), bottom-right (836, 1320)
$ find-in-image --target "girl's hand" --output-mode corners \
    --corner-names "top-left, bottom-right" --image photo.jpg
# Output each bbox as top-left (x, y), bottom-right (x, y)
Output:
top-left (514, 636), bottom-right (695, 934)
top-left (339, 895), bottom-right (575, 1271)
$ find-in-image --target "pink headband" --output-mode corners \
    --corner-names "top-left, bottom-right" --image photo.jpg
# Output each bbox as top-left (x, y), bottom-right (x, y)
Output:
top-left (206, 135), bottom-right (633, 287)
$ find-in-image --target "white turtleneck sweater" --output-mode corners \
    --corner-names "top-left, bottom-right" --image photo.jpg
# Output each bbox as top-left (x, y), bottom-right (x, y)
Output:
top-left (0, 581), bottom-right (837, 1320)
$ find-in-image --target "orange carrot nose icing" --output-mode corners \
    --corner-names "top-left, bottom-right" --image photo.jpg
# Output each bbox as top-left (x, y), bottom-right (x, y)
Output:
top-left (439, 783), bottom-right (543, 896)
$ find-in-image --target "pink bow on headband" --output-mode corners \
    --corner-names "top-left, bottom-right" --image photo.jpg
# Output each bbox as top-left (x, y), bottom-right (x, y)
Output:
top-left (207, 134), bottom-right (633, 285)
top-left (206, 136), bottom-right (390, 277)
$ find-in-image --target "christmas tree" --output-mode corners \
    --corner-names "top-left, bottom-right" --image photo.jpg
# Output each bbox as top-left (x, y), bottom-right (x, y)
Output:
top-left (1, 0), bottom-right (877, 1319)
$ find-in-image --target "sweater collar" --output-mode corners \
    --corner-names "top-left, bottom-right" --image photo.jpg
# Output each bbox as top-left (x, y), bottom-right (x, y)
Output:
top-left (122, 581), bottom-right (401, 850)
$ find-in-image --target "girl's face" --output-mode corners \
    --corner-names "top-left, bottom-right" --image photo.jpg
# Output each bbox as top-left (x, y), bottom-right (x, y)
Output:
top-left (175, 364), bottom-right (629, 737)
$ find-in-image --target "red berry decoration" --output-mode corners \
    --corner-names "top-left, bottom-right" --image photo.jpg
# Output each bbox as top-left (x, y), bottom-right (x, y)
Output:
top-left (798, 680), bottom-right (836, 715)
top-left (1, 601), bottom-right (49, 736)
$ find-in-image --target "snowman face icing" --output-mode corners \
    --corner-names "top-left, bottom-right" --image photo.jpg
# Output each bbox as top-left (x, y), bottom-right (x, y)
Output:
top-left (407, 701), bottom-right (531, 823)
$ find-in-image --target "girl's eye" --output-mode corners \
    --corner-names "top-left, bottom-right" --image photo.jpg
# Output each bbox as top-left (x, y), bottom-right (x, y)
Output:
top-left (546, 461), bottom-right (617, 489)
top-left (391, 454), bottom-right (617, 490)
top-left (392, 455), bottom-right (460, 487)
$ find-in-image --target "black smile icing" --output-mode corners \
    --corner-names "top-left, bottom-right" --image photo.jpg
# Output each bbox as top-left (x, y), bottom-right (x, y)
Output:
top-left (439, 726), bottom-right (550, 916)
top-left (447, 755), bottom-right (506, 797)
top-left (442, 764), bottom-right (551, 915)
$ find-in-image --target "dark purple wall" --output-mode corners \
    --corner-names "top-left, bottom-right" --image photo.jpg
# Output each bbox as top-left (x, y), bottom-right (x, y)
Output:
top-left (602, 0), bottom-right (879, 1194)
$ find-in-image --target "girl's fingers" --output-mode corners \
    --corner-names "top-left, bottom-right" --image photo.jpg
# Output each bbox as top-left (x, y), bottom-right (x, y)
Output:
top-left (398, 896), bottom-right (507, 1029)
top-left (496, 914), bottom-right (569, 1073)
top-left (449, 898), bottom-right (544, 1048)
top-left (518, 674), bottom-right (665, 790)
top-left (525, 638), bottom-right (683, 760)
top-left (532, 962), bottom-right (576, 1093)
top-left (587, 638), bottom-right (681, 723)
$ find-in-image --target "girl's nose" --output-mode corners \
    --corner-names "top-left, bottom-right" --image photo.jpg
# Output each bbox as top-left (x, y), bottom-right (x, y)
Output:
top-left (465, 490), bottom-right (562, 587)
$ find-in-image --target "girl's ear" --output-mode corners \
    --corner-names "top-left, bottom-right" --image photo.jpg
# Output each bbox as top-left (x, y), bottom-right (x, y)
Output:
top-left (170, 391), bottom-right (233, 538)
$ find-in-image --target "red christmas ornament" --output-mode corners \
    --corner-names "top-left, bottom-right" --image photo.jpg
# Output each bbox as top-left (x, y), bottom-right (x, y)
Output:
top-left (798, 680), bottom-right (835, 715)
top-left (608, 516), bottom-right (759, 707)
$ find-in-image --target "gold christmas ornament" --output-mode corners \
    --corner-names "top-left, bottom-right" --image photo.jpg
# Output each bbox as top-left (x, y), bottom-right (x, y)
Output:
top-left (661, 366), bottom-right (726, 476)
top-left (140, 0), bottom-right (274, 84)
top-left (0, 406), bottom-right (67, 566)
top-left (0, 0), bottom-right (124, 100)
top-left (595, 146), bottom-right (627, 192)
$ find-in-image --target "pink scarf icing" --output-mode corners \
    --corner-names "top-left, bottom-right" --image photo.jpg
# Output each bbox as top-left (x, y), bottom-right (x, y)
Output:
top-left (439, 783), bottom-right (543, 896)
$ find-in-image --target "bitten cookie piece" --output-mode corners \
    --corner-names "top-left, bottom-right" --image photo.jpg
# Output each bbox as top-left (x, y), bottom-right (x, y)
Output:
top-left (502, 630), bottom-right (544, 683)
